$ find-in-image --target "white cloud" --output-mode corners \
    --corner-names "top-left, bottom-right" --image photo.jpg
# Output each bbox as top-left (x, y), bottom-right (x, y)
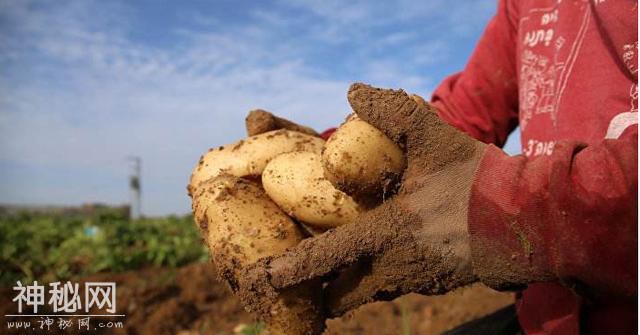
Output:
top-left (0, 1), bottom-right (353, 215)
top-left (0, 0), bottom-right (499, 215)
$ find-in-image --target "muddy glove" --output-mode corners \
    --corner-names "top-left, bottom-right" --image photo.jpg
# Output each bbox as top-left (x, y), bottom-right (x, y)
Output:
top-left (241, 83), bottom-right (488, 317)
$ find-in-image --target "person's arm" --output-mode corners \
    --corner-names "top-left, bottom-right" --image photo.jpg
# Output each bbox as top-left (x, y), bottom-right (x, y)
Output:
top-left (241, 84), bottom-right (636, 320)
top-left (431, 0), bottom-right (637, 297)
top-left (430, 0), bottom-right (519, 146)
top-left (469, 129), bottom-right (638, 298)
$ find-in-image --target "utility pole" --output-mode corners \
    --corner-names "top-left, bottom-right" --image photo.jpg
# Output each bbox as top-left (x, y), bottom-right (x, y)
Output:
top-left (127, 156), bottom-right (141, 220)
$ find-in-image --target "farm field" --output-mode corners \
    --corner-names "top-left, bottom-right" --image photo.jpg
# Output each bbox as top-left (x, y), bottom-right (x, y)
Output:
top-left (0, 208), bottom-right (513, 334)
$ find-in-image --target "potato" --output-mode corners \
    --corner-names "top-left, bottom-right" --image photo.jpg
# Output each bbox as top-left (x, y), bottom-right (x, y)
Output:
top-left (262, 151), bottom-right (361, 229)
top-left (188, 129), bottom-right (324, 195)
top-left (322, 114), bottom-right (405, 202)
top-left (246, 109), bottom-right (319, 137)
top-left (190, 174), bottom-right (324, 335)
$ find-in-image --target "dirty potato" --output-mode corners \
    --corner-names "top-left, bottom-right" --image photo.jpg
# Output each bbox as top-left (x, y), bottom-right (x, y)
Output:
top-left (262, 151), bottom-right (361, 229)
top-left (322, 115), bottom-right (405, 202)
top-left (190, 174), bottom-right (324, 335)
top-left (188, 130), bottom-right (324, 194)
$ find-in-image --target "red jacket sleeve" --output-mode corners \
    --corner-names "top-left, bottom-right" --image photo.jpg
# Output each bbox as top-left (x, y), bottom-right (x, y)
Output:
top-left (469, 129), bottom-right (638, 298)
top-left (431, 0), bottom-right (519, 147)
top-left (429, 0), bottom-right (637, 298)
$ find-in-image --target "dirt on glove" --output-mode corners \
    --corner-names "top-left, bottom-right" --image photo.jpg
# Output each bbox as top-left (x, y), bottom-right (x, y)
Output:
top-left (347, 83), bottom-right (480, 175)
top-left (237, 84), bottom-right (487, 328)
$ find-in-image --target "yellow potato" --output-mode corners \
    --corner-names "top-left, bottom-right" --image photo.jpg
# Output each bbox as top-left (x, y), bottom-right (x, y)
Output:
top-left (322, 115), bottom-right (405, 201)
top-left (262, 151), bottom-right (361, 229)
top-left (188, 130), bottom-right (324, 195)
top-left (190, 174), bottom-right (323, 335)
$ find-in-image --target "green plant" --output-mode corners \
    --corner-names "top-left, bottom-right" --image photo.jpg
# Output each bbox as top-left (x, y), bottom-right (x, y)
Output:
top-left (399, 297), bottom-right (412, 335)
top-left (0, 208), bottom-right (208, 285)
top-left (240, 322), bottom-right (265, 335)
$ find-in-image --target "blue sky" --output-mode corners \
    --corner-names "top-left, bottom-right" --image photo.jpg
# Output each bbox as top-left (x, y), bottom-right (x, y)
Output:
top-left (0, 0), bottom-right (520, 216)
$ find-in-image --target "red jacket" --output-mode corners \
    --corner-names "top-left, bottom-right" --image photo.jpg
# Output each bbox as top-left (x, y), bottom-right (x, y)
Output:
top-left (431, 0), bottom-right (638, 334)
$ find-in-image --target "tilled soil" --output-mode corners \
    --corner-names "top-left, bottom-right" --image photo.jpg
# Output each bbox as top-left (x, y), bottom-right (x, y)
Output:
top-left (1, 262), bottom-right (513, 335)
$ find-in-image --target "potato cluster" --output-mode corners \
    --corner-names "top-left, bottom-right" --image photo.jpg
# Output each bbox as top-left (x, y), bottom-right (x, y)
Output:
top-left (187, 115), bottom-right (405, 335)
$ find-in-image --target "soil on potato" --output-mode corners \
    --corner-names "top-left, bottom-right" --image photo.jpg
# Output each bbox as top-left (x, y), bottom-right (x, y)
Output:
top-left (0, 262), bottom-right (513, 335)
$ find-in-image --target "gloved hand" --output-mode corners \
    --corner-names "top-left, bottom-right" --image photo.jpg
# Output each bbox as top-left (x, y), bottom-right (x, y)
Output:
top-left (241, 83), bottom-right (489, 318)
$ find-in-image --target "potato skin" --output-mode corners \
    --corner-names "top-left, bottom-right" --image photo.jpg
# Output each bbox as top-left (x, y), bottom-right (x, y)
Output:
top-left (191, 175), bottom-right (304, 267)
top-left (245, 109), bottom-right (319, 137)
top-left (322, 115), bottom-right (405, 202)
top-left (188, 129), bottom-right (324, 196)
top-left (262, 151), bottom-right (361, 229)
top-left (190, 174), bottom-right (324, 335)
